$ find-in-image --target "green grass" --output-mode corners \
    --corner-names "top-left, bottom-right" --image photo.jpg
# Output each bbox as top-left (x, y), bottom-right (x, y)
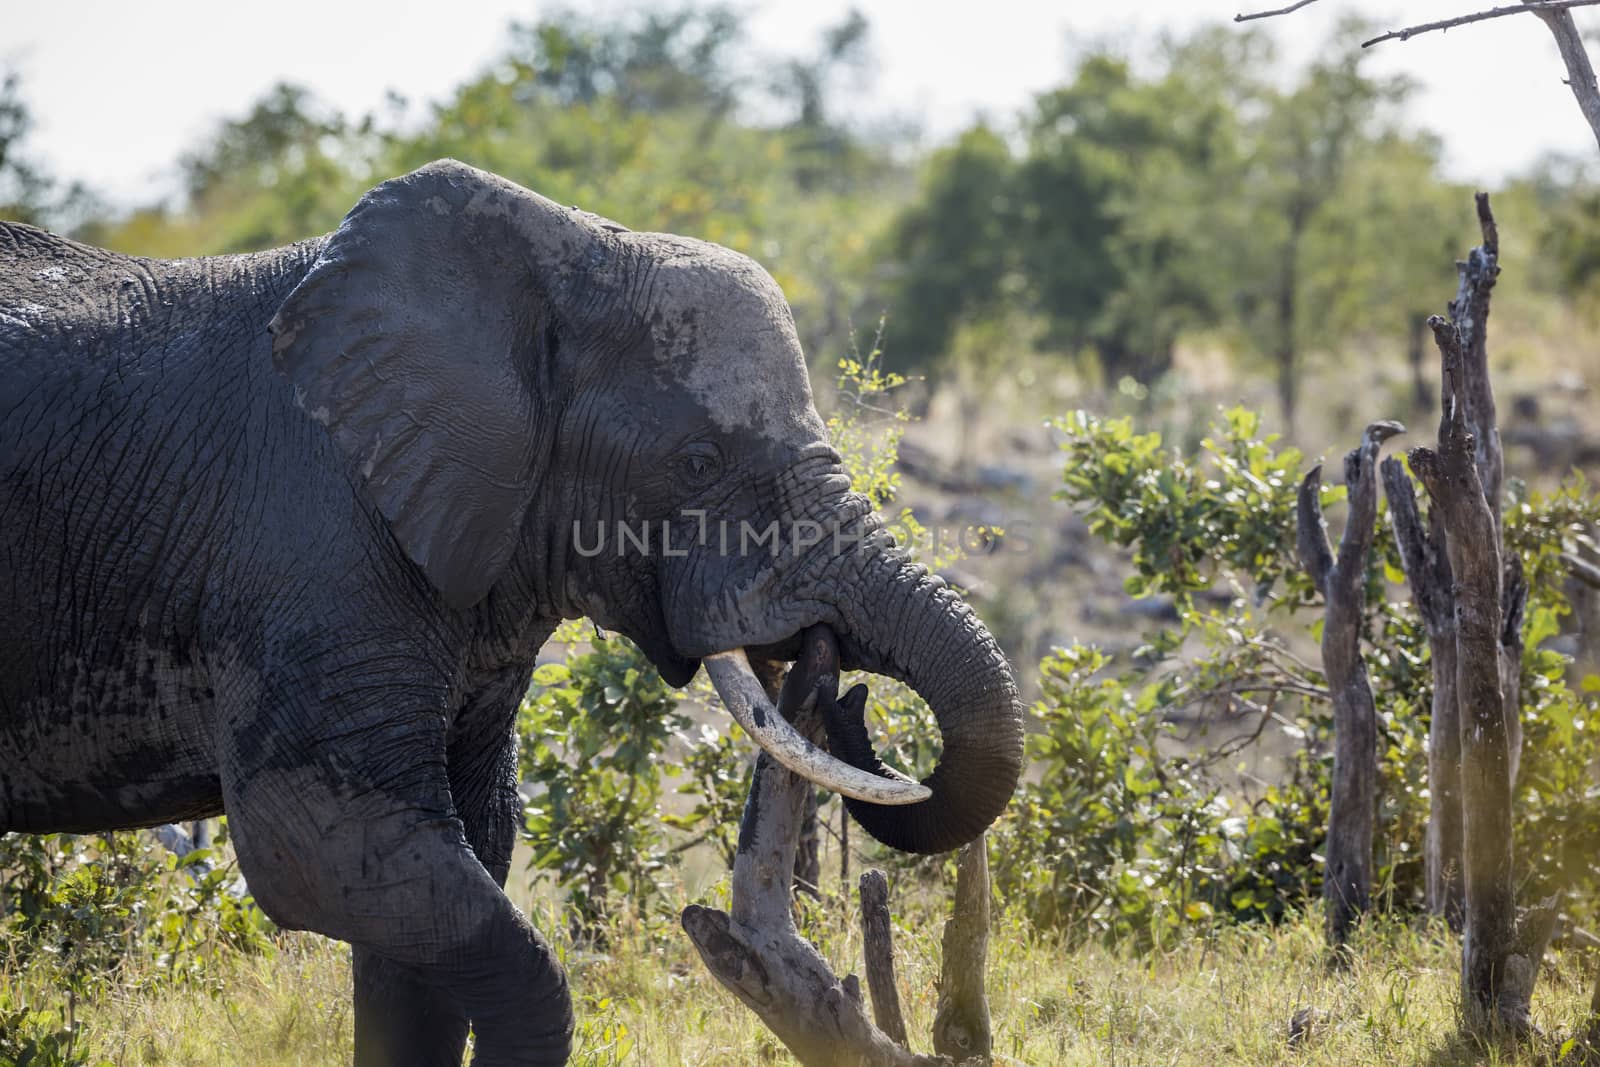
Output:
top-left (8, 891), bottom-right (1597, 1066)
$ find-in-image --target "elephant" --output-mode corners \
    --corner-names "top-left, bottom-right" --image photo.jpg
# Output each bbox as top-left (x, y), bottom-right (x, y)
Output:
top-left (0, 160), bottom-right (1024, 1065)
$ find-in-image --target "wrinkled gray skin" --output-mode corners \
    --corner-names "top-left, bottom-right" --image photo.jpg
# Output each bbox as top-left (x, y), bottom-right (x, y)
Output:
top-left (0, 161), bottom-right (1023, 1065)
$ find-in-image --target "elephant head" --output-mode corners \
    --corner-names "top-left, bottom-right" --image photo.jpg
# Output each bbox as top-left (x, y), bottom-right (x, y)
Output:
top-left (268, 159), bottom-right (1022, 855)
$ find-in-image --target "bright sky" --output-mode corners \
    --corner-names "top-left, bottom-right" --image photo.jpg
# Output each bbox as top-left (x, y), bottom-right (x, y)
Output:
top-left (7, 0), bottom-right (1598, 208)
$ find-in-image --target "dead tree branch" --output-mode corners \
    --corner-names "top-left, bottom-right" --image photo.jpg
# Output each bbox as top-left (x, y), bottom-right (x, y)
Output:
top-left (933, 841), bottom-right (992, 1063)
top-left (1238, 0), bottom-right (1600, 152)
top-left (860, 869), bottom-right (911, 1047)
top-left (1531, 1), bottom-right (1600, 154)
top-left (683, 630), bottom-right (937, 1065)
top-left (1234, 0), bottom-right (1323, 22)
top-left (685, 625), bottom-right (993, 1065)
top-left (1360, 1), bottom-right (1600, 47)
top-left (1298, 420), bottom-right (1404, 945)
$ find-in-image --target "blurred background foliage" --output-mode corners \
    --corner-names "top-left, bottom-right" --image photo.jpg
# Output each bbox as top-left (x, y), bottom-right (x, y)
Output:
top-left (3, 5), bottom-right (1595, 433)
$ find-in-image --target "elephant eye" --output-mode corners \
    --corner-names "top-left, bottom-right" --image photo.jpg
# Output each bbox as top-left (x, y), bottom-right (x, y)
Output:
top-left (676, 443), bottom-right (723, 488)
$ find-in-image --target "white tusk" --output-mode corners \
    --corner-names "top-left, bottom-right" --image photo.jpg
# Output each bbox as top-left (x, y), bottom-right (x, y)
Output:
top-left (704, 649), bottom-right (931, 806)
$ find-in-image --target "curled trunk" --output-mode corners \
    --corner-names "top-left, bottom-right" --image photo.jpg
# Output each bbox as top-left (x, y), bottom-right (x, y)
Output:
top-left (825, 550), bottom-right (1025, 856)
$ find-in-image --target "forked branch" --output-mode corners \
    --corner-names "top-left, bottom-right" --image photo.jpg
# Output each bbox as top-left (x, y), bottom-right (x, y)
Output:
top-left (684, 625), bottom-right (994, 1065)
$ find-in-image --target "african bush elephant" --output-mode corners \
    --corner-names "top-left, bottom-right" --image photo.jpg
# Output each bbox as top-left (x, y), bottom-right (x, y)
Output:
top-left (0, 160), bottom-right (1023, 1065)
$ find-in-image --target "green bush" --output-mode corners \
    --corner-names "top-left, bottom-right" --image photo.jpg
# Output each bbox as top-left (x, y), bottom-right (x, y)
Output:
top-left (518, 628), bottom-right (696, 941)
top-left (988, 409), bottom-right (1600, 946)
top-left (0, 830), bottom-right (270, 995)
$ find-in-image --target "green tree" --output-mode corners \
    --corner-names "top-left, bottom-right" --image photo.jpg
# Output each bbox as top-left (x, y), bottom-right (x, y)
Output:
top-left (0, 70), bottom-right (47, 223)
top-left (1014, 32), bottom-right (1254, 387)
top-left (1315, 134), bottom-right (1471, 412)
top-left (1218, 21), bottom-right (1412, 431)
top-left (506, 5), bottom-right (744, 118)
top-left (878, 125), bottom-right (1018, 368)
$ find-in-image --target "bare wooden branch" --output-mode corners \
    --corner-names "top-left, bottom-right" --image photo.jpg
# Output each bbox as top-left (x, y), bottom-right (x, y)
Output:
top-left (1299, 421), bottom-right (1403, 946)
top-left (1297, 464), bottom-right (1336, 598)
top-left (683, 629), bottom-right (944, 1066)
top-left (860, 869), bottom-right (911, 1047)
top-left (1449, 196), bottom-right (1504, 531)
top-left (1382, 457), bottom-right (1454, 634)
top-left (1361, 1), bottom-right (1600, 48)
top-left (933, 839), bottom-right (992, 1064)
top-left (1531, 2), bottom-right (1600, 154)
top-left (1234, 0), bottom-right (1322, 22)
top-left (685, 624), bottom-right (989, 1065)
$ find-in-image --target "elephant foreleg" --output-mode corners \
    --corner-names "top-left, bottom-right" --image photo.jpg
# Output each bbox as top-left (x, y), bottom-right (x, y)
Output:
top-left (353, 666), bottom-right (531, 1067)
top-left (217, 647), bottom-right (571, 1067)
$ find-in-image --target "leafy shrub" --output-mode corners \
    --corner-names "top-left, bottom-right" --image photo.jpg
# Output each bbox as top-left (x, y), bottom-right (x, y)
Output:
top-left (519, 627), bottom-right (695, 941)
top-left (990, 409), bottom-right (1600, 946)
top-left (0, 992), bottom-right (109, 1067)
top-left (0, 830), bottom-right (270, 995)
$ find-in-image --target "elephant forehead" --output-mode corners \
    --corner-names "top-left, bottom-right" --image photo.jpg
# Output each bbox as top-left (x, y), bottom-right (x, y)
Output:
top-left (640, 238), bottom-right (821, 439)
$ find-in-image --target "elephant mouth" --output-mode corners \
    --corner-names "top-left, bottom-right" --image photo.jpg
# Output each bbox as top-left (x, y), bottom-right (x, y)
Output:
top-left (747, 628), bottom-right (869, 673)
top-left (634, 631), bottom-right (702, 689)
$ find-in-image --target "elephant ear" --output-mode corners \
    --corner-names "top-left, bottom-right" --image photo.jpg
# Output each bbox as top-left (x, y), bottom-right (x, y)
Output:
top-left (269, 159), bottom-right (616, 611)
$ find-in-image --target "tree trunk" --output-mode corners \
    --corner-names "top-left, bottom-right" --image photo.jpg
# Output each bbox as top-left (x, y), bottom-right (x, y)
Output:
top-left (1425, 633), bottom-right (1466, 926)
top-left (1410, 310), bottom-right (1554, 1032)
top-left (1384, 459), bottom-right (1464, 927)
top-left (1384, 194), bottom-right (1525, 933)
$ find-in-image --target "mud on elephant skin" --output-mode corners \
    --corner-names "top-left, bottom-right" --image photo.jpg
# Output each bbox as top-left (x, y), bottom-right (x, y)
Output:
top-left (0, 159), bottom-right (1023, 1065)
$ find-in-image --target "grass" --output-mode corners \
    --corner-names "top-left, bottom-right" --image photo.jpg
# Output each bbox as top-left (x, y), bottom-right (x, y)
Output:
top-left (7, 883), bottom-right (1597, 1067)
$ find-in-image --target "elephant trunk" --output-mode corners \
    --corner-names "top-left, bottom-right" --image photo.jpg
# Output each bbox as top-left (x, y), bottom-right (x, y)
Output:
top-left (827, 547), bottom-right (1024, 855)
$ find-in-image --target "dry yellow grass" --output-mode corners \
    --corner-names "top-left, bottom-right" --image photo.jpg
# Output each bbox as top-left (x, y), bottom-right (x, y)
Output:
top-left (13, 891), bottom-right (1597, 1066)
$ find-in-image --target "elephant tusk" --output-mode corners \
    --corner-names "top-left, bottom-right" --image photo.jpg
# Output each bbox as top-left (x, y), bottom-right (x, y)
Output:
top-left (704, 649), bottom-right (931, 806)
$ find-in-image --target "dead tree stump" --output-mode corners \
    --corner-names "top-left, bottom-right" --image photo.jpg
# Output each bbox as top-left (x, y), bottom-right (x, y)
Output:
top-left (1382, 191), bottom-right (1542, 966)
top-left (932, 841), bottom-right (992, 1062)
top-left (1298, 419), bottom-right (1404, 946)
top-left (1410, 312), bottom-right (1555, 1033)
top-left (860, 869), bottom-right (911, 1046)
